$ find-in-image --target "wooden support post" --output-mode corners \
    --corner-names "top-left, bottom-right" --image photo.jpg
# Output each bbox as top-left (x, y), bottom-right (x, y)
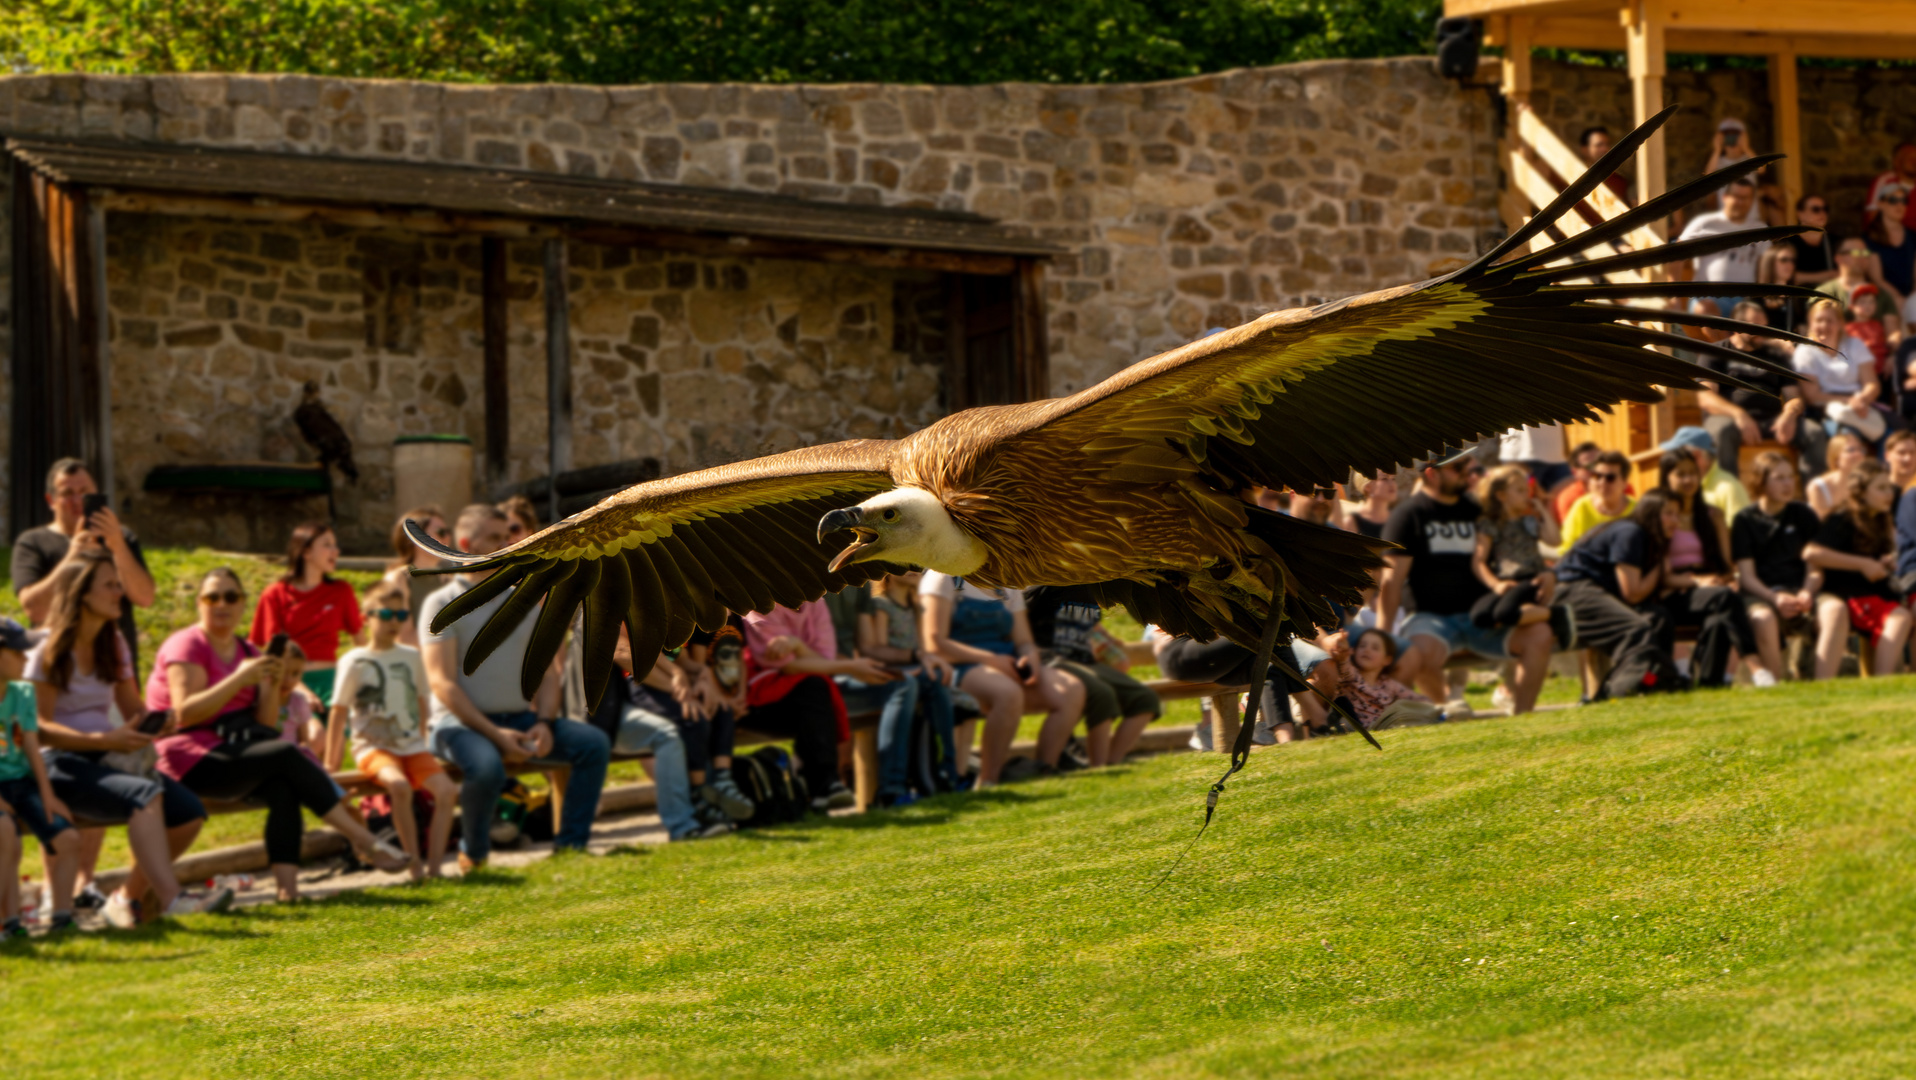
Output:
top-left (1625, 0), bottom-right (1669, 230)
top-left (944, 273), bottom-right (970, 411)
top-left (1769, 48), bottom-right (1803, 224)
top-left (1208, 691), bottom-right (1241, 753)
top-left (1502, 15), bottom-right (1534, 106)
top-left (542, 238), bottom-right (572, 524)
top-left (481, 237), bottom-right (510, 491)
top-left (87, 197), bottom-right (113, 507)
top-left (852, 728), bottom-right (878, 812)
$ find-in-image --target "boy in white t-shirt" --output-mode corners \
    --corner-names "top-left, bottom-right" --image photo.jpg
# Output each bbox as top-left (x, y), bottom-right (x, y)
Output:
top-left (326, 581), bottom-right (457, 880)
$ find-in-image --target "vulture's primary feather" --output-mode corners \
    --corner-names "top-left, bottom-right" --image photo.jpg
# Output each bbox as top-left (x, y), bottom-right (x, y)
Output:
top-left (410, 106), bottom-right (1816, 711)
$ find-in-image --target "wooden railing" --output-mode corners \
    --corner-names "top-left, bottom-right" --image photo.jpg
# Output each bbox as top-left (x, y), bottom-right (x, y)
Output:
top-left (1500, 104), bottom-right (1690, 490)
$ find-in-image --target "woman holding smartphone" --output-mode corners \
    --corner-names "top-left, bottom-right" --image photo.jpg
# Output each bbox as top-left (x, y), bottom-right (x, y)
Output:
top-left (154, 567), bottom-right (405, 902)
top-left (918, 572), bottom-right (1084, 788)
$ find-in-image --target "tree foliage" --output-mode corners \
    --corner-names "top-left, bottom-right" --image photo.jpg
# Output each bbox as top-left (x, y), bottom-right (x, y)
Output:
top-left (0, 1), bottom-right (1441, 85)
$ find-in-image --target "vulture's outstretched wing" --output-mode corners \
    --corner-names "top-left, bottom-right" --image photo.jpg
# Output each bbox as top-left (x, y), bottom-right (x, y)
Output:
top-left (995, 106), bottom-right (1825, 495)
top-left (407, 440), bottom-right (898, 702)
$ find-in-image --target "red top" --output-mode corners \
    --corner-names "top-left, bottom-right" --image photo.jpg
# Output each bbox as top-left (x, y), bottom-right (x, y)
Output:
top-left (248, 578), bottom-right (363, 663)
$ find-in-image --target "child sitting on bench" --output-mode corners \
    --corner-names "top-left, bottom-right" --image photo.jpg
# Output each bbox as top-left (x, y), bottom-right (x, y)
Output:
top-left (327, 581), bottom-right (457, 881)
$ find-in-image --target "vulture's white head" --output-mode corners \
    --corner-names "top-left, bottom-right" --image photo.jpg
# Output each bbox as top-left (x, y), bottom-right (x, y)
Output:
top-left (817, 487), bottom-right (988, 577)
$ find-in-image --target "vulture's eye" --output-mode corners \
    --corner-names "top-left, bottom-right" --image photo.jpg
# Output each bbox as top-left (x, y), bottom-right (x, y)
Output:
top-left (882, 508), bottom-right (900, 522)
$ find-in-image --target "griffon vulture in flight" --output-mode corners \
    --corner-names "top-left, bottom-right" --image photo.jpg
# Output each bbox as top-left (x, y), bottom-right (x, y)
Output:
top-left (410, 108), bottom-right (1816, 776)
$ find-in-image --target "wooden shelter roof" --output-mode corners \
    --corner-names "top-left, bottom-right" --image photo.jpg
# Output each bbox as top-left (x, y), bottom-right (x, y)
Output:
top-left (1448, 0), bottom-right (1916, 59)
top-left (4, 136), bottom-right (1063, 259)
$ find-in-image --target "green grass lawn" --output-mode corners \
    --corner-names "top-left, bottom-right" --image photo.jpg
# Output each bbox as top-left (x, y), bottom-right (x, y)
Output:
top-left (5, 677), bottom-right (1914, 1078)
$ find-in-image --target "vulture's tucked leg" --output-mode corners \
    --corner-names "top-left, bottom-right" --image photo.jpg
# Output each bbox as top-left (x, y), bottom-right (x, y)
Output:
top-left (1205, 609), bottom-right (1283, 824)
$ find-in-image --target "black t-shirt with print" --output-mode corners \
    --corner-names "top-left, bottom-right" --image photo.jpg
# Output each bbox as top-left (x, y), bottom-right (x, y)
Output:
top-left (1023, 585), bottom-right (1102, 665)
top-left (1381, 492), bottom-right (1487, 615)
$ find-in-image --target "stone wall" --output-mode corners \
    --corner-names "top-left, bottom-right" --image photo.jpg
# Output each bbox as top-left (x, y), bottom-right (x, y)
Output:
top-left (0, 59), bottom-right (1504, 545)
top-left (104, 213), bottom-right (944, 551)
top-left (1529, 59), bottom-right (1916, 238)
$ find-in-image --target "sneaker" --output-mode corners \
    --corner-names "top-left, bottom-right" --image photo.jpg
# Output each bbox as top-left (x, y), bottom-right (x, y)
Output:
top-left (703, 769), bottom-right (756, 821)
top-left (1547, 604), bottom-right (1578, 651)
top-left (1490, 684), bottom-right (1515, 712)
top-left (1751, 667), bottom-right (1779, 688)
top-left (675, 820), bottom-right (734, 841)
top-left (879, 790), bottom-right (920, 809)
top-left (72, 883), bottom-right (108, 912)
top-left (3, 918), bottom-right (25, 940)
top-left (201, 886), bottom-right (237, 914)
top-left (810, 781), bottom-right (856, 811)
top-left (162, 894), bottom-right (211, 918)
top-left (693, 795), bottom-right (731, 829)
top-left (103, 893), bottom-right (139, 930)
top-left (46, 912), bottom-right (77, 934)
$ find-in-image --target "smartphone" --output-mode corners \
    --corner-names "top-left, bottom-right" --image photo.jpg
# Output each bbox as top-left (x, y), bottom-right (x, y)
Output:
top-left (136, 709), bottom-right (169, 735)
top-left (266, 633), bottom-right (290, 658)
top-left (1723, 129), bottom-right (1740, 148)
top-left (81, 492), bottom-right (108, 522)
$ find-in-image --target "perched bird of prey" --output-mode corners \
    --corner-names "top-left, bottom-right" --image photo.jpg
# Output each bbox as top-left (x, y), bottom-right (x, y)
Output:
top-left (410, 108), bottom-right (1816, 777)
top-left (294, 380), bottom-right (359, 484)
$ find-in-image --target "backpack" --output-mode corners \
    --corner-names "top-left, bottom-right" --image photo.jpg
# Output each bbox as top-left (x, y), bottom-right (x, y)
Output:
top-left (733, 746), bottom-right (810, 826)
top-left (1597, 643), bottom-right (1690, 701)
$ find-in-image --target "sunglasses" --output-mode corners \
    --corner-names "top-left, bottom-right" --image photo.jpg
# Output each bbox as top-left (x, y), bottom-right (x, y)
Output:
top-left (373, 608), bottom-right (412, 622)
top-left (199, 590), bottom-right (244, 605)
top-left (1803, 204), bottom-right (1828, 213)
top-left (1843, 248), bottom-right (1871, 257)
top-left (1883, 197), bottom-right (1907, 205)
top-left (1591, 471), bottom-right (1624, 482)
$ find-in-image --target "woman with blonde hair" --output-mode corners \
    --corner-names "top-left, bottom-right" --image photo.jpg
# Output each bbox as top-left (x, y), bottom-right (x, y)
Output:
top-left (1793, 299), bottom-right (1887, 447)
top-left (1806, 431), bottom-right (1869, 519)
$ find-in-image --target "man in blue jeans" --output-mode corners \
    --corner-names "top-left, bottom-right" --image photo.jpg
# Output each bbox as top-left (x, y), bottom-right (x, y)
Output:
top-left (420, 504), bottom-right (609, 870)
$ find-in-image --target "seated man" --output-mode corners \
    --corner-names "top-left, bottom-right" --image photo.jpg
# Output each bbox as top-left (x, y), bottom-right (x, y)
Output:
top-left (1379, 448), bottom-right (1557, 715)
top-left (588, 627), bottom-right (732, 841)
top-left (421, 504), bottom-right (610, 870)
top-left (1560, 449), bottom-right (1636, 549)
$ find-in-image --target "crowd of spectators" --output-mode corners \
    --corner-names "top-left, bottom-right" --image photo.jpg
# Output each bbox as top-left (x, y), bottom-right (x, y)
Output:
top-left (10, 130), bottom-right (1916, 932)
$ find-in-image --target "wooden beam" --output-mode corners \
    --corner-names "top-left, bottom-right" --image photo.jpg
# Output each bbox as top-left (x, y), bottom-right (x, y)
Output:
top-left (1447, 0), bottom-right (1608, 16)
top-left (1663, 0), bottom-right (1916, 36)
top-left (944, 273), bottom-right (970, 411)
top-left (1012, 259), bottom-right (1050, 402)
top-left (88, 198), bottom-right (113, 507)
top-left (1770, 48), bottom-right (1803, 223)
top-left (481, 236), bottom-right (510, 490)
top-left (1502, 15), bottom-right (1535, 103)
top-left (1626, 0), bottom-right (1669, 224)
top-left (99, 190), bottom-right (1035, 275)
top-left (543, 238), bottom-right (572, 524)
top-left (1511, 106), bottom-right (1665, 252)
top-left (1516, 15), bottom-right (1916, 59)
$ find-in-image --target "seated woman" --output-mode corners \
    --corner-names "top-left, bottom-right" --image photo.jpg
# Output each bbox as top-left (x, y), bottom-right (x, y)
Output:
top-left (919, 572), bottom-right (1085, 787)
top-left (381, 504), bottom-right (449, 648)
top-left (1793, 298), bottom-right (1890, 448)
top-left (1023, 586), bottom-right (1161, 768)
top-left (151, 567), bottom-right (406, 902)
top-left (740, 600), bottom-right (893, 810)
top-left (248, 522), bottom-right (365, 708)
top-left (1646, 458), bottom-right (1767, 687)
top-left (1807, 431), bottom-right (1869, 519)
top-left (858, 573), bottom-right (959, 804)
top-left (26, 551), bottom-right (223, 925)
top-left (1806, 459), bottom-right (1913, 678)
top-left (1732, 451), bottom-right (1823, 681)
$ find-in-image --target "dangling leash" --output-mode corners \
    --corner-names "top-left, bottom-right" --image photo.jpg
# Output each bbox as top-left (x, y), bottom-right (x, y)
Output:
top-left (1151, 617), bottom-right (1380, 891)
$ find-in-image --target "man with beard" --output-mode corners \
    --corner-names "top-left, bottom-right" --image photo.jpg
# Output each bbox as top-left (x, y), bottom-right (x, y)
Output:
top-left (1377, 450), bottom-right (1560, 715)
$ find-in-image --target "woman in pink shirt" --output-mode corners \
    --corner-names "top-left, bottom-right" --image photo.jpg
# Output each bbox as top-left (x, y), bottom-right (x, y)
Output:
top-left (151, 567), bottom-right (405, 901)
top-left (739, 600), bottom-right (896, 810)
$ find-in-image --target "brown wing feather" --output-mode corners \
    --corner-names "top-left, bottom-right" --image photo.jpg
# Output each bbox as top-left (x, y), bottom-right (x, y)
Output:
top-left (409, 439), bottom-right (900, 699)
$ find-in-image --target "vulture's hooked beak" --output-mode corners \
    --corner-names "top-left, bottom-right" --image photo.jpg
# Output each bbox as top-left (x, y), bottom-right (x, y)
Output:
top-left (818, 506), bottom-right (879, 572)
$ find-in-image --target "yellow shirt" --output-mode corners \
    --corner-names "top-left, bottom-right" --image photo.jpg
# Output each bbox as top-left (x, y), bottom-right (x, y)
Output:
top-left (1561, 493), bottom-right (1636, 549)
top-left (1701, 463), bottom-right (1751, 524)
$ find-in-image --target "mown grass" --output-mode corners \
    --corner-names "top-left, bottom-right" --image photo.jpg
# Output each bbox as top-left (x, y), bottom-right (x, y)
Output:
top-left (3, 676), bottom-right (1913, 1079)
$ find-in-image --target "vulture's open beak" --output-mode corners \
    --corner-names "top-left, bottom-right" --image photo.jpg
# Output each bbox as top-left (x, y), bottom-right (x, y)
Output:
top-left (819, 507), bottom-right (879, 573)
